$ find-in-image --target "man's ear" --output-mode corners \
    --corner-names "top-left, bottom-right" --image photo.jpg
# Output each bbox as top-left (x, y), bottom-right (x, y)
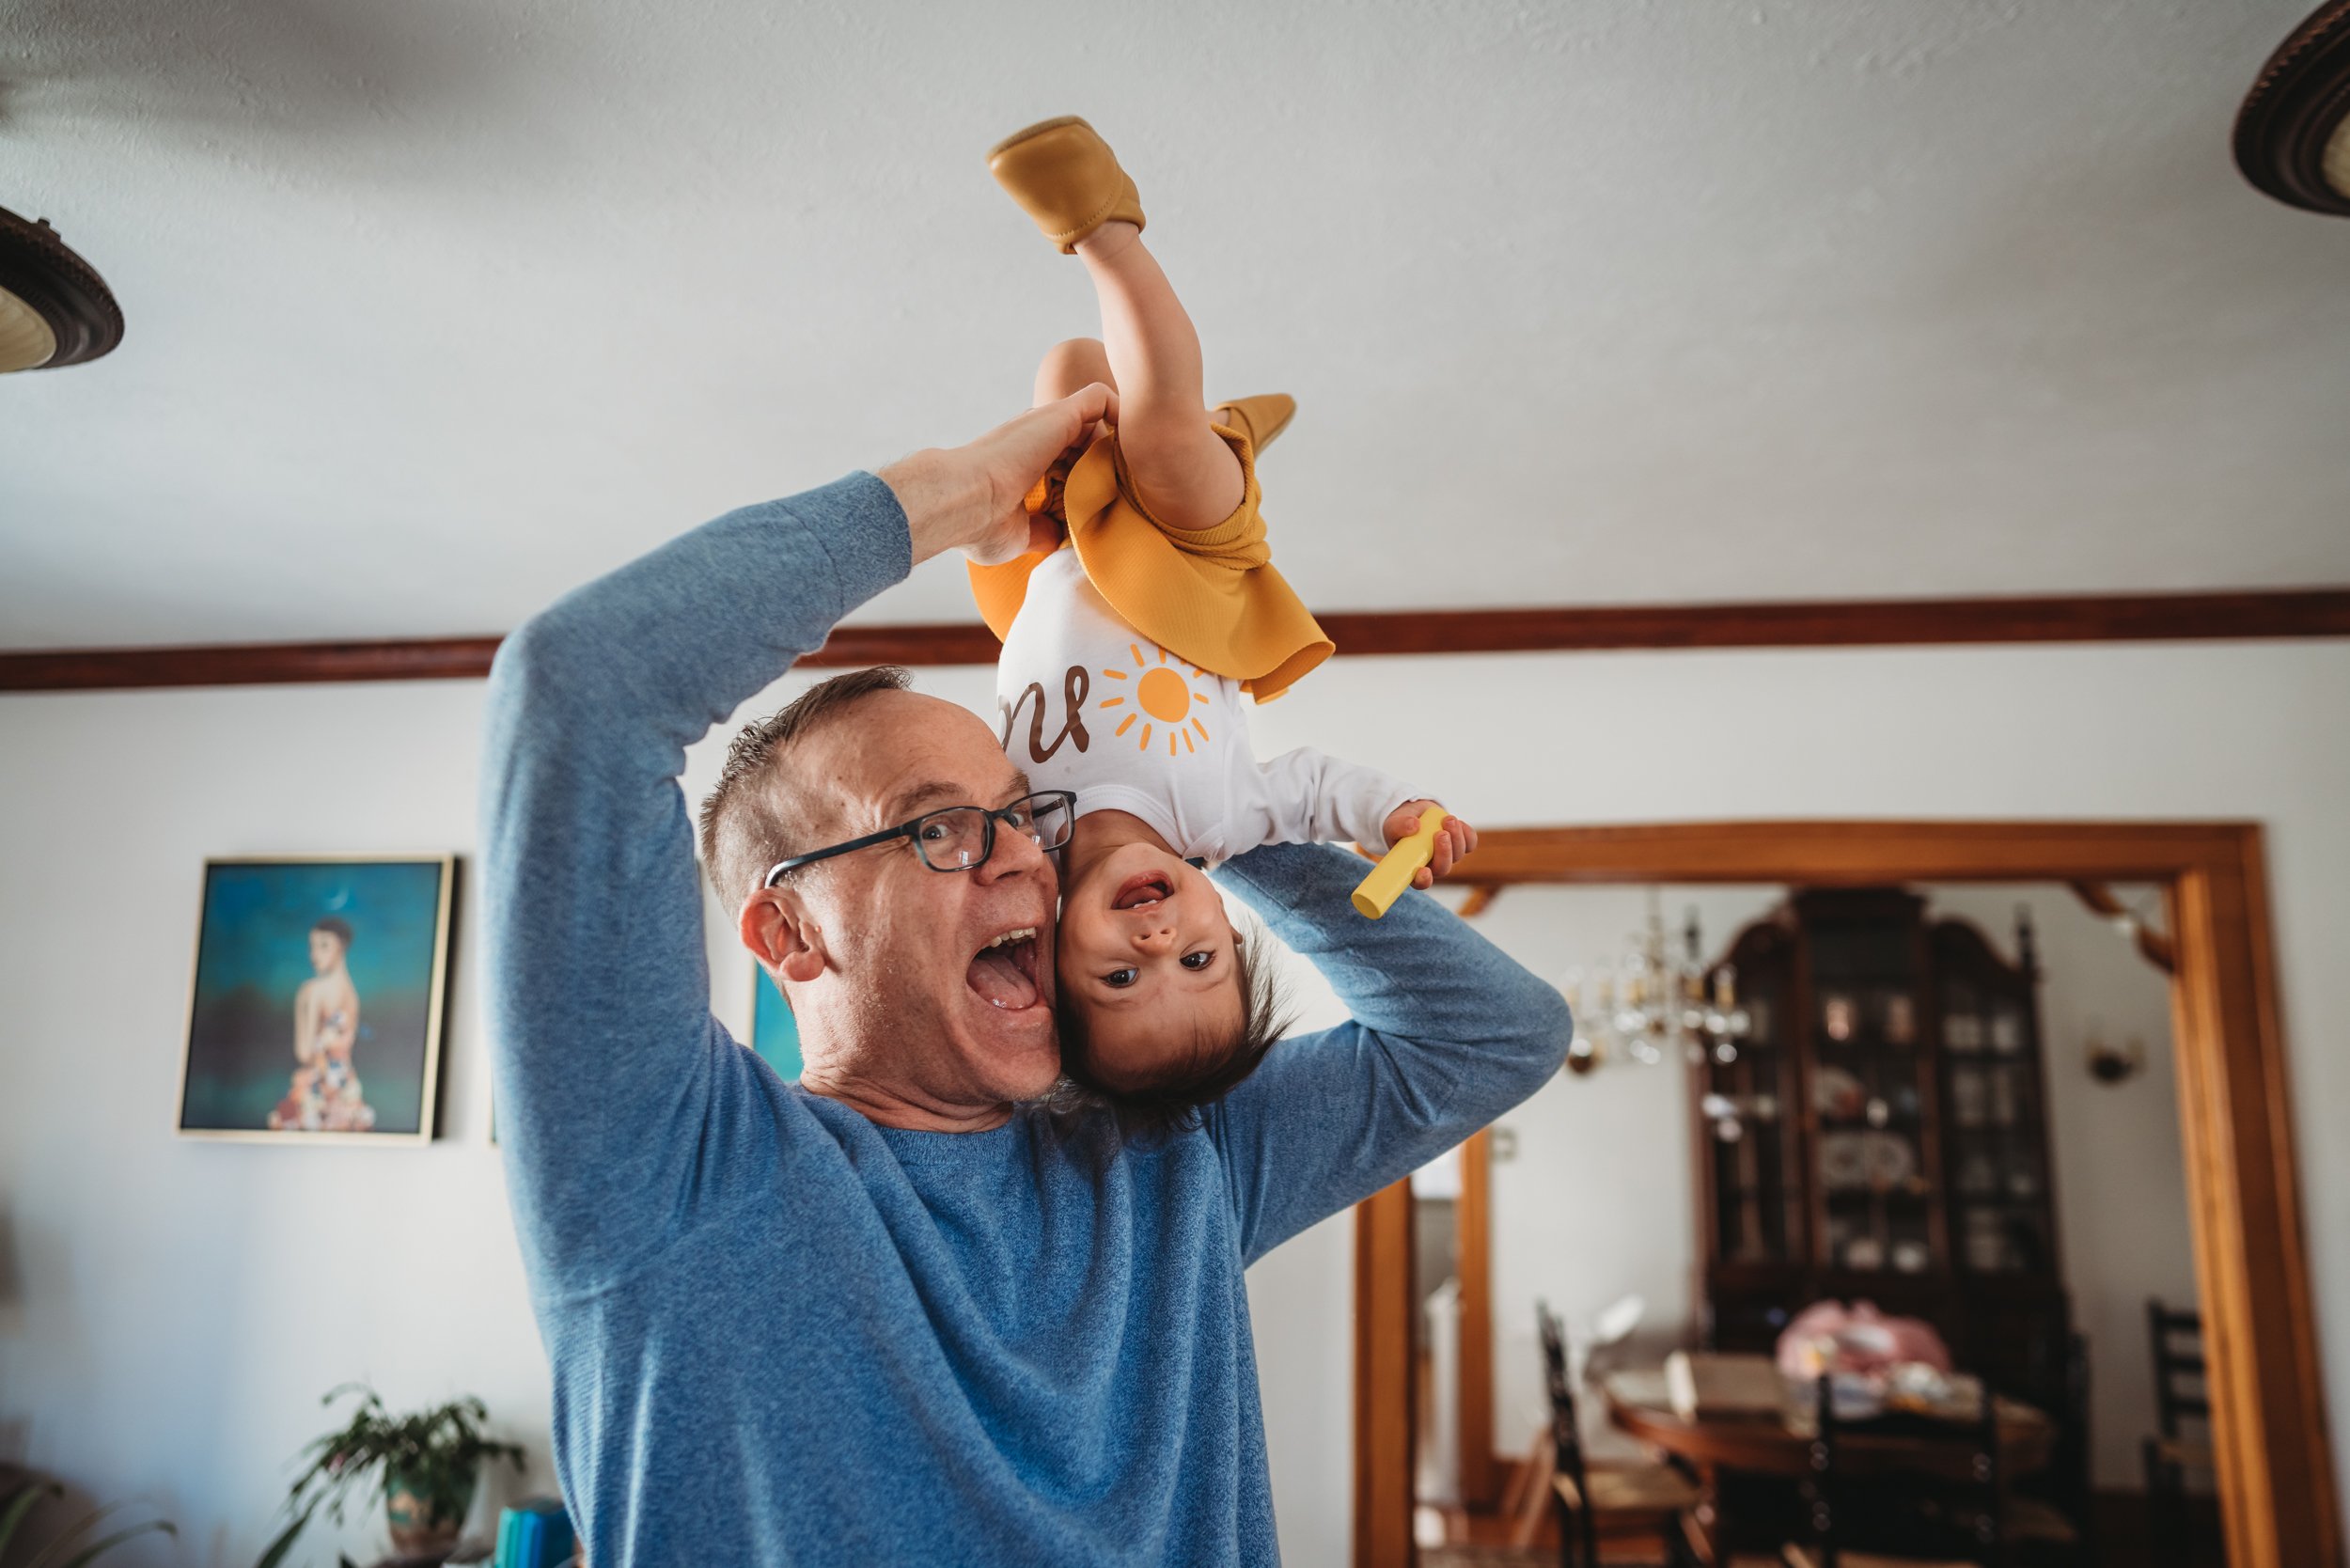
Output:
top-left (740, 888), bottom-right (827, 985)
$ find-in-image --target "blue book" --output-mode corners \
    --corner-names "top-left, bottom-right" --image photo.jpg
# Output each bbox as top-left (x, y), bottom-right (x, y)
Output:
top-left (494, 1498), bottom-right (575, 1568)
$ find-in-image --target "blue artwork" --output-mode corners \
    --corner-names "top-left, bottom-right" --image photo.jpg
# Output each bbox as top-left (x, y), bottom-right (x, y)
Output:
top-left (750, 970), bottom-right (802, 1081)
top-left (180, 857), bottom-right (454, 1139)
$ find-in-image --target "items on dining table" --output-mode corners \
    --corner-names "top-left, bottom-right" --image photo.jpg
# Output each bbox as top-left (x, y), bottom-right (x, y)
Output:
top-left (1775, 1299), bottom-right (1964, 1421)
top-left (1665, 1349), bottom-right (1786, 1421)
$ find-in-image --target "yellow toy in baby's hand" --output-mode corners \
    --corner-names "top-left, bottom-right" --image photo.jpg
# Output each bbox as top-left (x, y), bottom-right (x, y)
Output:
top-left (1353, 806), bottom-right (1451, 919)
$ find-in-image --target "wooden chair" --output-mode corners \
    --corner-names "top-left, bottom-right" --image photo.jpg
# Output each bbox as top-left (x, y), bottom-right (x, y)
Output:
top-left (1784, 1372), bottom-right (2011, 1568)
top-left (1985, 1332), bottom-right (2093, 1564)
top-left (1536, 1301), bottom-right (1699, 1566)
top-left (2142, 1297), bottom-right (2213, 1568)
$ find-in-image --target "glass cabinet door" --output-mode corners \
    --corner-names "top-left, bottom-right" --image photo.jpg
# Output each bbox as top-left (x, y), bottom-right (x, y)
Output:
top-left (1805, 901), bottom-right (1940, 1278)
top-left (1936, 931), bottom-right (2056, 1277)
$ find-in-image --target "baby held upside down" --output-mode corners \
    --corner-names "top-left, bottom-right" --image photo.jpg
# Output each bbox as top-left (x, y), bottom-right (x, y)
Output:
top-left (974, 117), bottom-right (1476, 1127)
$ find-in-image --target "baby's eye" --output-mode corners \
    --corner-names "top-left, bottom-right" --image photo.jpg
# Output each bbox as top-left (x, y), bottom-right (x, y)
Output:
top-left (1181, 951), bottom-right (1214, 971)
top-left (1104, 968), bottom-right (1138, 988)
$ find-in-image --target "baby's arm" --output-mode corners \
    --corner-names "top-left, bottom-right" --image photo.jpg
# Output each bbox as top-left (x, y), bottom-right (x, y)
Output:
top-left (1249, 750), bottom-right (1478, 887)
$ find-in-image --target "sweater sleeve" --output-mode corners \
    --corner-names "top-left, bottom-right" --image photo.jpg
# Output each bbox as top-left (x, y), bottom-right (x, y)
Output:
top-left (1247, 746), bottom-right (1418, 853)
top-left (479, 474), bottom-right (911, 1297)
top-left (1201, 842), bottom-right (1572, 1264)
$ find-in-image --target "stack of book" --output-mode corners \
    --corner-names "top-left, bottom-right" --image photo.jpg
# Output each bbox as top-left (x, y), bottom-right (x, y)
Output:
top-left (494, 1498), bottom-right (576, 1568)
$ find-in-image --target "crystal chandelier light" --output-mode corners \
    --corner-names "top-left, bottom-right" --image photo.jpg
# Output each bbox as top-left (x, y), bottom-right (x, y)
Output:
top-left (1560, 892), bottom-right (1751, 1074)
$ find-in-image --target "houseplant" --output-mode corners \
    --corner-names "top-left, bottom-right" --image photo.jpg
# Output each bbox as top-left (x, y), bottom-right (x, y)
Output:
top-left (0, 1473), bottom-right (176, 1565)
top-left (257, 1384), bottom-right (524, 1567)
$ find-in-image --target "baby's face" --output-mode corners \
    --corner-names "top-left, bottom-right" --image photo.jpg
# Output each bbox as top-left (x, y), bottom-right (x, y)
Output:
top-left (1056, 839), bottom-right (1244, 1091)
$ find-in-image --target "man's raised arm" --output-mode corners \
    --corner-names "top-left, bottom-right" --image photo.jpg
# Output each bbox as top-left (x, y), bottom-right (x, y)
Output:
top-left (481, 475), bottom-right (914, 1294)
top-left (1204, 842), bottom-right (1572, 1264)
top-left (480, 388), bottom-right (1117, 1297)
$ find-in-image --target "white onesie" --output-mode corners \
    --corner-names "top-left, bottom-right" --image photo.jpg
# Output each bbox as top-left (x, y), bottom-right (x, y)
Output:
top-left (995, 549), bottom-right (1415, 867)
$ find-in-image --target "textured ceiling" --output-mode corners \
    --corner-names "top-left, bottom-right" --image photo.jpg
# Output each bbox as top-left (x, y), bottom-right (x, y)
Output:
top-left (4, 0), bottom-right (2346, 651)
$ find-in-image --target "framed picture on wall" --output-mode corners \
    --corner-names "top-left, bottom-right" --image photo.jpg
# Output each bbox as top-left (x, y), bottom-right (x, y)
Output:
top-left (177, 855), bottom-right (456, 1143)
top-left (748, 968), bottom-right (802, 1082)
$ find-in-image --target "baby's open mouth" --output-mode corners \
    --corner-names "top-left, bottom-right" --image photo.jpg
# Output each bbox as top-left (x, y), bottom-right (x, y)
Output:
top-left (1111, 872), bottom-right (1173, 911)
top-left (967, 925), bottom-right (1042, 1010)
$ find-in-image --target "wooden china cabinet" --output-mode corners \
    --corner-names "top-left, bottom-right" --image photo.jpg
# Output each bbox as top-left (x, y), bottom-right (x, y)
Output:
top-left (1692, 888), bottom-right (2071, 1409)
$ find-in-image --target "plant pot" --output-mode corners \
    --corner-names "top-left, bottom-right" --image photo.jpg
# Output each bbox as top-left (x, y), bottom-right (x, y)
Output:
top-left (384, 1469), bottom-right (475, 1559)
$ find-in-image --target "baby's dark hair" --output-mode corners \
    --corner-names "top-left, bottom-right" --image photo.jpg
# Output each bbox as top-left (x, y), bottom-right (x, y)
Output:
top-left (1055, 922), bottom-right (1292, 1139)
top-left (311, 916), bottom-right (353, 948)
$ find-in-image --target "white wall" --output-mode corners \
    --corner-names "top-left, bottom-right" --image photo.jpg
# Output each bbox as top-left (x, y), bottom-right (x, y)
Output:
top-left (2, 635), bottom-right (2345, 1566)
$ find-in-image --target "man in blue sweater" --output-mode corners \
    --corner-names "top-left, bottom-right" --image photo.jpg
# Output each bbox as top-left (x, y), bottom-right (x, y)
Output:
top-left (480, 385), bottom-right (1570, 1566)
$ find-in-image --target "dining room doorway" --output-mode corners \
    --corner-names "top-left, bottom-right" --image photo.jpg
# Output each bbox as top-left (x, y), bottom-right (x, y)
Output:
top-left (1353, 823), bottom-right (2336, 1568)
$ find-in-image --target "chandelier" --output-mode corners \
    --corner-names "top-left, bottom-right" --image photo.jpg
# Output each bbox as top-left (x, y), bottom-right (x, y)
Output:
top-left (1560, 893), bottom-right (1751, 1074)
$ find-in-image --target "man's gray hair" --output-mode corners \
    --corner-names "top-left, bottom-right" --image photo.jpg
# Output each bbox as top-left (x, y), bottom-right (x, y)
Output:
top-left (697, 666), bottom-right (912, 910)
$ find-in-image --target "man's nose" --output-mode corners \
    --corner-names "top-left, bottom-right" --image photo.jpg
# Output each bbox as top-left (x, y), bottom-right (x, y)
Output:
top-left (977, 822), bottom-right (1050, 883)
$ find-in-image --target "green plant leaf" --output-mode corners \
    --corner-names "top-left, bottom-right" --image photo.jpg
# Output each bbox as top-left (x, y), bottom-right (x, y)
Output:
top-left (252, 1494), bottom-right (319, 1568)
top-left (23, 1498), bottom-right (137, 1568)
top-left (52, 1518), bottom-right (175, 1568)
top-left (0, 1482), bottom-right (64, 1556)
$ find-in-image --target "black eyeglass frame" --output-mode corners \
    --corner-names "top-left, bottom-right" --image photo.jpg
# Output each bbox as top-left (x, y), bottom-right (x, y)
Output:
top-left (761, 790), bottom-right (1076, 887)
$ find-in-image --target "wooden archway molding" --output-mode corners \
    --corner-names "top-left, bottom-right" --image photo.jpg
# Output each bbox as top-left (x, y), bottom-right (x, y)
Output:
top-left (1351, 822), bottom-right (2339, 1568)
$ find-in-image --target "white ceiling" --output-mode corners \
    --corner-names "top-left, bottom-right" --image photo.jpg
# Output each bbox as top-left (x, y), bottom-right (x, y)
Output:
top-left (5, 0), bottom-right (2346, 651)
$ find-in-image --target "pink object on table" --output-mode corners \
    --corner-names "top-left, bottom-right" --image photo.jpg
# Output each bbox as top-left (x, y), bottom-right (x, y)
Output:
top-left (1776, 1299), bottom-right (1952, 1381)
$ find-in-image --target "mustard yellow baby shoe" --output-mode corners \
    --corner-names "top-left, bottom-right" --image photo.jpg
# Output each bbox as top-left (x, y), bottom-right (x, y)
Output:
top-left (988, 116), bottom-right (1147, 254)
top-left (1210, 394), bottom-right (1297, 453)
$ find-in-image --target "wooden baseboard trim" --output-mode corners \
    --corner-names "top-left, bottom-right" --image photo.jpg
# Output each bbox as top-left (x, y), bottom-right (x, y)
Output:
top-left (5, 588), bottom-right (2346, 693)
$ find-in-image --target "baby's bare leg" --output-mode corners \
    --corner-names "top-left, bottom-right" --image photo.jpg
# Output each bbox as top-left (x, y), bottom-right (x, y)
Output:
top-left (1034, 337), bottom-right (1117, 406)
top-left (1072, 222), bottom-right (1246, 531)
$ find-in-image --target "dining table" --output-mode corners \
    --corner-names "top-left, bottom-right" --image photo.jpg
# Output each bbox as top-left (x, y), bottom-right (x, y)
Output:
top-left (1602, 1354), bottom-right (2055, 1564)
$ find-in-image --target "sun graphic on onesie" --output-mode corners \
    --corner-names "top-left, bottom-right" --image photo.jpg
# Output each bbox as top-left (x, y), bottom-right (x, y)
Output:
top-left (1096, 641), bottom-right (1214, 759)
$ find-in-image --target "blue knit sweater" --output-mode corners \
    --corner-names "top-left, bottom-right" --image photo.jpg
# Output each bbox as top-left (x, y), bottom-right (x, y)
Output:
top-left (479, 474), bottom-right (1570, 1566)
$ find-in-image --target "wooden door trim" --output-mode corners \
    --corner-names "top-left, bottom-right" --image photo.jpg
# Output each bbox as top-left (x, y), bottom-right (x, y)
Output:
top-left (1355, 1181), bottom-right (1418, 1567)
top-left (1457, 1127), bottom-right (1499, 1509)
top-left (1350, 820), bottom-right (2339, 1568)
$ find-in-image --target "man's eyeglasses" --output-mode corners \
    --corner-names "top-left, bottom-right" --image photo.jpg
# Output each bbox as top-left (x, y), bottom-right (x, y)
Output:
top-left (762, 790), bottom-right (1076, 887)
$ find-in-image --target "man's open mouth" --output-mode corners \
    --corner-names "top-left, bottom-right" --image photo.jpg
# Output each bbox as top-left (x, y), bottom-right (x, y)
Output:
top-left (967, 924), bottom-right (1043, 1010)
top-left (1111, 872), bottom-right (1173, 911)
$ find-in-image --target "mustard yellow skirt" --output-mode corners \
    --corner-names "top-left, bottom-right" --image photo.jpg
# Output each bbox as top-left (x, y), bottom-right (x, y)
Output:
top-left (966, 419), bottom-right (1331, 703)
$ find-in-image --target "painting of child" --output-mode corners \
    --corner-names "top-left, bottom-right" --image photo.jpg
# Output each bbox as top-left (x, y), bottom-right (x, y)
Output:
top-left (179, 857), bottom-right (453, 1142)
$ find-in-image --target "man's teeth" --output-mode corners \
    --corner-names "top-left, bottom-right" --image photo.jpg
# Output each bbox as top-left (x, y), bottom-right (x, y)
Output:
top-left (985, 927), bottom-right (1037, 949)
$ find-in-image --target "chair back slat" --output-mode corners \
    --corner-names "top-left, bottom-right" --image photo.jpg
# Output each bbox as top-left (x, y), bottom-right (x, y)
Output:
top-left (2146, 1296), bottom-right (2210, 1441)
top-left (1535, 1301), bottom-right (1600, 1568)
top-left (1798, 1372), bottom-right (2009, 1567)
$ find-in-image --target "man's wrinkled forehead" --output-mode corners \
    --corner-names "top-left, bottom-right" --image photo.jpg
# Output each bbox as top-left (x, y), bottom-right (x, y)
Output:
top-left (801, 689), bottom-right (1026, 833)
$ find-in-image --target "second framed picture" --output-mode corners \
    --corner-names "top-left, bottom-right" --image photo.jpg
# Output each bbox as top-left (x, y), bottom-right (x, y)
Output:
top-left (748, 969), bottom-right (802, 1082)
top-left (178, 855), bottom-right (455, 1143)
